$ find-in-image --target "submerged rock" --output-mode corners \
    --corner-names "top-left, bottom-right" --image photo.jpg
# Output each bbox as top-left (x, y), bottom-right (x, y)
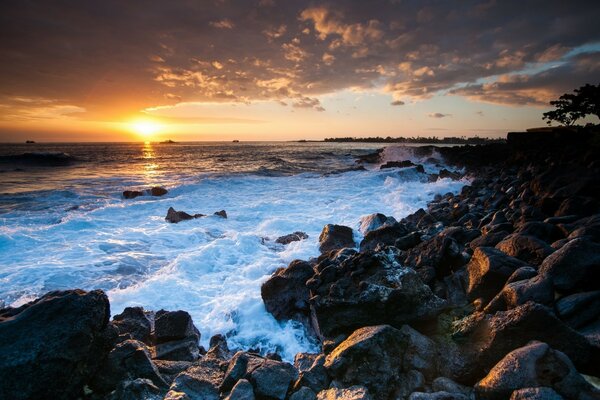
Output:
top-left (261, 260), bottom-right (314, 322)
top-left (166, 207), bottom-right (204, 223)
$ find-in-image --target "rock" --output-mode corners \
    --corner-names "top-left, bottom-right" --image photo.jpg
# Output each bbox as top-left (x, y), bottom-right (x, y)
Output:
top-left (154, 338), bottom-right (200, 362)
top-left (112, 306), bottom-right (152, 343)
top-left (408, 392), bottom-right (468, 400)
top-left (505, 266), bottom-right (538, 284)
top-left (516, 221), bottom-right (564, 243)
top-left (248, 359), bottom-right (297, 400)
top-left (316, 386), bottom-right (372, 399)
top-left (380, 160), bottom-right (417, 169)
top-left (166, 207), bottom-right (203, 223)
top-left (220, 351), bottom-right (265, 392)
top-left (0, 289), bottom-right (112, 400)
top-left (394, 232), bottom-right (422, 250)
top-left (92, 339), bottom-right (167, 393)
top-left (509, 387), bottom-right (564, 400)
top-left (309, 251), bottom-right (446, 338)
top-left (169, 359), bottom-right (225, 400)
top-left (538, 238), bottom-right (600, 293)
top-left (469, 231), bottom-right (509, 250)
top-left (106, 378), bottom-right (163, 400)
top-left (293, 354), bottom-right (329, 394)
top-left (495, 234), bottom-right (554, 265)
top-left (214, 210), bottom-right (228, 218)
top-left (394, 370), bottom-right (425, 399)
top-left (324, 325), bottom-right (406, 398)
top-left (154, 360), bottom-right (194, 384)
top-left (319, 224), bottom-right (355, 253)
top-left (261, 260), bottom-right (314, 322)
top-left (555, 290), bottom-right (600, 329)
top-left (396, 325), bottom-right (437, 379)
top-left (150, 186), bottom-right (168, 196)
top-left (294, 353), bottom-right (320, 372)
top-left (225, 379), bottom-right (255, 400)
top-left (484, 276), bottom-right (554, 313)
top-left (474, 341), bottom-right (597, 400)
top-left (431, 377), bottom-right (472, 397)
top-left (206, 334), bottom-right (232, 360)
top-left (154, 310), bottom-right (200, 344)
top-left (358, 213), bottom-right (398, 234)
top-left (124, 190), bottom-right (144, 199)
top-left (359, 223), bottom-right (409, 252)
top-left (404, 230), bottom-right (466, 278)
top-left (290, 386), bottom-right (317, 400)
top-left (466, 247), bottom-right (528, 303)
top-left (439, 169), bottom-right (461, 180)
top-left (276, 231), bottom-right (309, 244)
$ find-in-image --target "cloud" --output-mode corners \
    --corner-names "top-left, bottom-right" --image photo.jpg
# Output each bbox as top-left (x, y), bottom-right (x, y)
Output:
top-left (428, 113), bottom-right (451, 118)
top-left (292, 96), bottom-right (325, 111)
top-left (390, 100), bottom-right (405, 106)
top-left (0, 0), bottom-right (598, 122)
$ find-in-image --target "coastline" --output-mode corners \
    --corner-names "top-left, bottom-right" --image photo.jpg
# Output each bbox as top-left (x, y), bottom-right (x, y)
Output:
top-left (1, 128), bottom-right (599, 399)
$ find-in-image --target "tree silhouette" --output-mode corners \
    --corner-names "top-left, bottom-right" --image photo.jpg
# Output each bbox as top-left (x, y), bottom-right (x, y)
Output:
top-left (543, 84), bottom-right (600, 126)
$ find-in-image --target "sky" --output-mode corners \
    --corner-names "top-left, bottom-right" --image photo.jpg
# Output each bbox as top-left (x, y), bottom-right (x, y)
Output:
top-left (0, 0), bottom-right (599, 142)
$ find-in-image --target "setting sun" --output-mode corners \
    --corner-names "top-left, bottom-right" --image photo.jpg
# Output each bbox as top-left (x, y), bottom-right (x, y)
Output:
top-left (130, 120), bottom-right (161, 139)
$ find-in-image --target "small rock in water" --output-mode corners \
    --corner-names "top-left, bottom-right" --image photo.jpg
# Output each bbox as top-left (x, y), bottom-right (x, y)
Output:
top-left (149, 186), bottom-right (168, 196)
top-left (214, 210), bottom-right (228, 218)
top-left (276, 231), bottom-right (309, 245)
top-left (166, 207), bottom-right (204, 223)
top-left (123, 190), bottom-right (144, 199)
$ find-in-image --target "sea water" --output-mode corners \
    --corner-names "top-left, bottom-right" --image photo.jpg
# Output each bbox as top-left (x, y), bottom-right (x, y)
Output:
top-left (0, 141), bottom-right (467, 360)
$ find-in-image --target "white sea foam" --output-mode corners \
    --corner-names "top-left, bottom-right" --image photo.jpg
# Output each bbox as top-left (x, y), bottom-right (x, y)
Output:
top-left (0, 163), bottom-right (467, 360)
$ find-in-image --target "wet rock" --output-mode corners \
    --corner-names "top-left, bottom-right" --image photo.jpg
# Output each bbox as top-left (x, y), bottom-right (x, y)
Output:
top-left (495, 234), bottom-right (554, 265)
top-left (225, 379), bottom-right (255, 400)
top-left (309, 251), bottom-right (446, 338)
top-left (484, 276), bottom-right (554, 313)
top-left (474, 341), bottom-right (597, 400)
top-left (555, 290), bottom-right (600, 329)
top-left (360, 223), bottom-right (409, 251)
top-left (358, 213), bottom-right (398, 234)
top-left (261, 260), bottom-right (314, 322)
top-left (276, 231), bottom-right (309, 245)
top-left (248, 359), bottom-right (297, 400)
top-left (106, 378), bottom-right (163, 400)
top-left (214, 210), bottom-right (228, 218)
top-left (324, 325), bottom-right (408, 399)
top-left (317, 385), bottom-right (372, 399)
top-left (124, 190), bottom-right (144, 199)
top-left (92, 339), bottom-right (167, 393)
top-left (169, 359), bottom-right (225, 400)
top-left (150, 186), bottom-right (168, 196)
top-left (0, 289), bottom-right (112, 400)
top-left (166, 207), bottom-right (204, 223)
top-left (466, 247), bottom-right (528, 303)
top-left (319, 224), bottom-right (355, 253)
top-left (154, 310), bottom-right (200, 344)
top-left (538, 238), bottom-right (600, 293)
top-left (112, 306), bottom-right (152, 343)
top-left (509, 387), bottom-right (564, 400)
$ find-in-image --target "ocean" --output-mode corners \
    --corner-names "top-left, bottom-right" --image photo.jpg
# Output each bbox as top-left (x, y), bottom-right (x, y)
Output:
top-left (0, 141), bottom-right (467, 360)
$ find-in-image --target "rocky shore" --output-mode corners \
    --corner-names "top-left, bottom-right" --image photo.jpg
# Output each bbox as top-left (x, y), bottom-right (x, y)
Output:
top-left (1, 128), bottom-right (599, 399)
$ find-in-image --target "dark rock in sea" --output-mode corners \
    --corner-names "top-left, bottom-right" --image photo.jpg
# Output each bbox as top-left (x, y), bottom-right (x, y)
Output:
top-left (318, 224), bottom-right (355, 253)
top-left (261, 259), bottom-right (314, 322)
top-left (324, 325), bottom-right (405, 399)
top-left (317, 386), bottom-right (372, 399)
top-left (154, 309), bottom-right (201, 344)
top-left (379, 160), bottom-right (417, 169)
top-left (112, 306), bottom-right (152, 343)
top-left (495, 234), bottom-right (554, 266)
top-left (123, 190), bottom-right (145, 199)
top-left (358, 213), bottom-right (397, 234)
top-left (308, 251), bottom-right (446, 338)
top-left (0, 289), bottom-right (112, 400)
top-left (555, 290), bottom-right (600, 329)
top-left (225, 378), bottom-right (255, 400)
top-left (106, 378), bottom-right (163, 400)
top-left (466, 246), bottom-right (528, 303)
top-left (215, 210), bottom-right (228, 218)
top-left (248, 359), bottom-right (298, 400)
top-left (538, 237), bottom-right (600, 293)
top-left (276, 231), bottom-right (309, 245)
top-left (359, 222), bottom-right (409, 251)
top-left (474, 341), bottom-right (598, 400)
top-left (355, 148), bottom-right (383, 164)
top-left (165, 207), bottom-right (204, 223)
top-left (439, 168), bottom-right (462, 180)
top-left (91, 339), bottom-right (167, 393)
top-left (149, 186), bottom-right (168, 196)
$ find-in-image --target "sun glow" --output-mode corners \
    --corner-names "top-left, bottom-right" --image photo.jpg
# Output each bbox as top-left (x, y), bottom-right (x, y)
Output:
top-left (130, 120), bottom-right (161, 139)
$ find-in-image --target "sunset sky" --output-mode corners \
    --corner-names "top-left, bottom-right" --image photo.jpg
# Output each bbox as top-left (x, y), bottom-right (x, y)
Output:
top-left (1, 0), bottom-right (599, 142)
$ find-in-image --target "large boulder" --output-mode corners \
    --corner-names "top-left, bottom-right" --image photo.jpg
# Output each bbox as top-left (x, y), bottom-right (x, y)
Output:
top-left (475, 342), bottom-right (598, 400)
top-left (538, 238), bottom-right (600, 293)
top-left (0, 289), bottom-right (112, 400)
top-left (261, 260), bottom-right (314, 322)
top-left (248, 359), bottom-right (297, 400)
top-left (154, 310), bottom-right (200, 344)
top-left (495, 234), bottom-right (554, 266)
top-left (403, 229), bottom-right (467, 279)
top-left (319, 224), bottom-right (355, 253)
top-left (225, 379), bottom-right (255, 400)
top-left (484, 276), bottom-right (554, 313)
top-left (358, 213), bottom-right (397, 235)
top-left (324, 325), bottom-right (405, 399)
top-left (359, 223), bottom-right (409, 252)
top-left (466, 247), bottom-right (528, 303)
top-left (308, 251), bottom-right (446, 338)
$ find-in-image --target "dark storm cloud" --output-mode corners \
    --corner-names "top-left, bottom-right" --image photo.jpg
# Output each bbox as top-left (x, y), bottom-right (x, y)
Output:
top-left (1, 0), bottom-right (599, 120)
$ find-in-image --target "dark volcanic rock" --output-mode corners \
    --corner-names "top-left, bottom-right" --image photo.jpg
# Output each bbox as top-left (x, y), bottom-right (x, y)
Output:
top-left (509, 387), bottom-right (564, 400)
top-left (167, 359), bottom-right (225, 400)
top-left (0, 289), bottom-right (111, 400)
top-left (106, 378), bottom-right (163, 400)
top-left (154, 310), bottom-right (200, 344)
top-left (538, 237), bottom-right (600, 293)
top-left (474, 341), bottom-right (598, 400)
top-left (495, 234), bottom-right (554, 265)
top-left (380, 160), bottom-right (417, 169)
top-left (308, 251), bottom-right (446, 338)
top-left (358, 213), bottom-right (397, 235)
top-left (318, 224), bottom-right (355, 253)
top-left (154, 337), bottom-right (200, 362)
top-left (516, 221), bottom-right (564, 244)
top-left (261, 260), bottom-right (314, 322)
top-left (484, 276), bottom-right (554, 313)
top-left (166, 207), bottom-right (204, 223)
top-left (404, 229), bottom-right (466, 279)
top-left (466, 247), bottom-right (528, 303)
top-left (226, 378), bottom-right (255, 400)
top-left (276, 231), bottom-right (309, 245)
top-left (112, 306), bottom-right (152, 343)
top-left (150, 186), bottom-right (168, 196)
top-left (214, 209), bottom-right (228, 218)
top-left (248, 359), bottom-right (297, 400)
top-left (555, 290), bottom-right (600, 329)
top-left (394, 231), bottom-right (422, 250)
top-left (123, 190), bottom-right (144, 199)
top-left (359, 223), bottom-right (409, 251)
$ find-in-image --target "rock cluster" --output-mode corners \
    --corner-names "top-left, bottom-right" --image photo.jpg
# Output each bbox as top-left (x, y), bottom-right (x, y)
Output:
top-left (123, 186), bottom-right (169, 199)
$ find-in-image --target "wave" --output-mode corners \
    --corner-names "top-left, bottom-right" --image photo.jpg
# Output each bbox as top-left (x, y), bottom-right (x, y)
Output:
top-left (0, 152), bottom-right (78, 166)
